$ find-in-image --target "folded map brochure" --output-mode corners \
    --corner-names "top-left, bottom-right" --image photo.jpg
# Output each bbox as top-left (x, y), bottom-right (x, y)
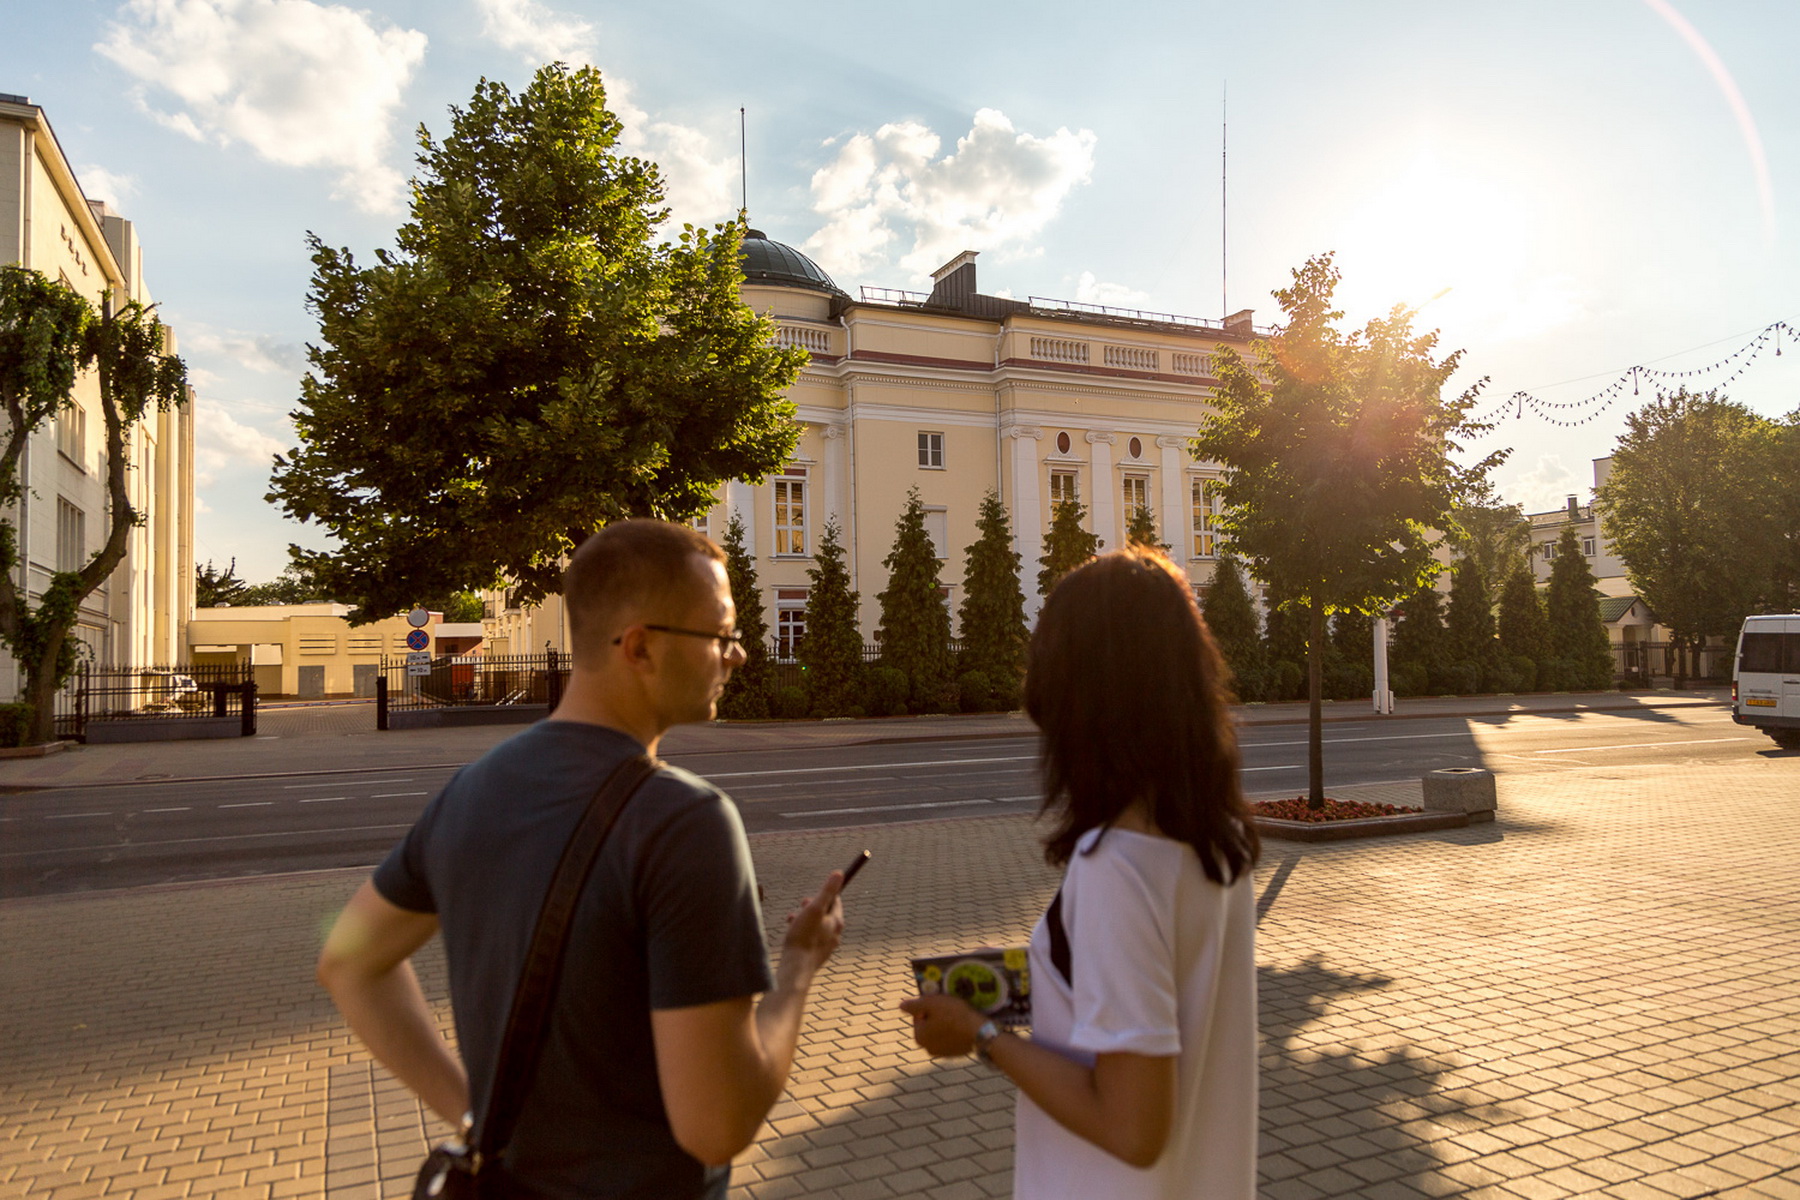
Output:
top-left (910, 945), bottom-right (1031, 1029)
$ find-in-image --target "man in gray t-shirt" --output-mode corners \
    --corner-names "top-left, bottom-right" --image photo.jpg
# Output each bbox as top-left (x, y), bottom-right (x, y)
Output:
top-left (319, 521), bottom-right (845, 1199)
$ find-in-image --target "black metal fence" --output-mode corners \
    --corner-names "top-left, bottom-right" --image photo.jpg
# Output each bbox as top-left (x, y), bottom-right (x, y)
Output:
top-left (376, 651), bottom-right (571, 720)
top-left (54, 663), bottom-right (258, 741)
top-left (1614, 640), bottom-right (1732, 684)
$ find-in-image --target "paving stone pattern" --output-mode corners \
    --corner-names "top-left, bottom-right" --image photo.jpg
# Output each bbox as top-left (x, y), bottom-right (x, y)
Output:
top-left (2, 756), bottom-right (1797, 1199)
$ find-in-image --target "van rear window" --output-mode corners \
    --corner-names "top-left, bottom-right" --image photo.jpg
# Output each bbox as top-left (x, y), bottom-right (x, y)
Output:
top-left (1739, 631), bottom-right (1800, 673)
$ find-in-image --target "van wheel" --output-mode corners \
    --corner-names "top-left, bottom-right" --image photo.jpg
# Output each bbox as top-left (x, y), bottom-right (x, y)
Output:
top-left (1773, 731), bottom-right (1800, 751)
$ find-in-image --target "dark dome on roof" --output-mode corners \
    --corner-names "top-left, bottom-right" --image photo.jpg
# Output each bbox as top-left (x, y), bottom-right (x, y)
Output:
top-left (741, 229), bottom-right (846, 295)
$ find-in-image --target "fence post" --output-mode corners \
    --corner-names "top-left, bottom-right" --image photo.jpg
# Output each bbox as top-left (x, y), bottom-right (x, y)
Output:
top-left (213, 683), bottom-right (228, 718)
top-left (376, 674), bottom-right (389, 731)
top-left (241, 681), bottom-right (257, 737)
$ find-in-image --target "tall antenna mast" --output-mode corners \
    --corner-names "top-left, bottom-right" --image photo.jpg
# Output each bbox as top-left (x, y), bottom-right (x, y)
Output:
top-left (739, 107), bottom-right (748, 216)
top-left (1221, 82), bottom-right (1228, 318)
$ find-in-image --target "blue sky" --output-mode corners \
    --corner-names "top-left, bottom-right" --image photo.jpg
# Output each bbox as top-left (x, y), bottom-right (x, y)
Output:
top-left (6, 0), bottom-right (1798, 584)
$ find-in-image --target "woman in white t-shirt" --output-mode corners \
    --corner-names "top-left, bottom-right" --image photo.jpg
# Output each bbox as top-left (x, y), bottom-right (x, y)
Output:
top-left (902, 547), bottom-right (1261, 1199)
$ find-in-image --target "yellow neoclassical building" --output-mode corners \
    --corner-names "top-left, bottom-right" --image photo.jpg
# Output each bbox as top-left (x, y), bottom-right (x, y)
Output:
top-left (486, 232), bottom-right (1260, 656)
top-left (0, 94), bottom-right (196, 694)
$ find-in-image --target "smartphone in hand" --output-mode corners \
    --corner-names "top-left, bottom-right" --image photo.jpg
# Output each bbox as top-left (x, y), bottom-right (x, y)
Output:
top-left (841, 848), bottom-right (871, 887)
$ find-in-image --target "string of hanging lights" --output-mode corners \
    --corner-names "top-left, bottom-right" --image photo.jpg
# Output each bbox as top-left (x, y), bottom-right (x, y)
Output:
top-left (1465, 318), bottom-right (1795, 429)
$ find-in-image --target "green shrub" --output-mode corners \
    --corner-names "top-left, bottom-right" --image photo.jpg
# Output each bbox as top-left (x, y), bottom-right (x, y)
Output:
top-left (1323, 660), bottom-right (1373, 702)
top-left (0, 703), bottom-right (34, 748)
top-left (1509, 655), bottom-right (1538, 692)
top-left (990, 675), bottom-right (1022, 712)
top-left (864, 667), bottom-right (909, 717)
top-left (1391, 662), bottom-right (1429, 697)
top-left (957, 671), bottom-right (992, 714)
top-left (773, 685), bottom-right (809, 719)
top-left (1537, 657), bottom-right (1575, 691)
top-left (1437, 660), bottom-right (1481, 695)
top-left (1269, 660), bottom-right (1304, 701)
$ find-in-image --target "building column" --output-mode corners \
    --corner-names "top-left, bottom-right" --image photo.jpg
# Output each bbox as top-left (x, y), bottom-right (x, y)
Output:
top-left (1009, 427), bottom-right (1043, 620)
top-left (1157, 436), bottom-right (1187, 555)
top-left (1087, 431), bottom-right (1116, 548)
top-left (822, 423), bottom-right (847, 538)
top-left (727, 480), bottom-right (756, 556)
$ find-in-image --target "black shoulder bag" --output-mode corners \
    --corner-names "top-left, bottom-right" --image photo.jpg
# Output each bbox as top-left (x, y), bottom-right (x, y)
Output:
top-left (414, 753), bottom-right (659, 1200)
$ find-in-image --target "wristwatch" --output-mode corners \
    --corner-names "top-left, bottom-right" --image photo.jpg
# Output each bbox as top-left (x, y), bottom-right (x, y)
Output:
top-left (973, 1019), bottom-right (1002, 1064)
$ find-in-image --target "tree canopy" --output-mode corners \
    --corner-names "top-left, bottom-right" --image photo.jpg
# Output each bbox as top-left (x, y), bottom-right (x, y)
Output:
top-left (1595, 389), bottom-right (1791, 664)
top-left (717, 511), bottom-right (772, 719)
top-left (0, 268), bottom-right (188, 743)
top-left (197, 559), bottom-right (249, 608)
top-left (1192, 253), bottom-right (1500, 803)
top-left (1038, 500), bottom-right (1101, 599)
top-left (267, 64), bottom-right (806, 622)
top-left (799, 516), bottom-right (861, 716)
top-left (1545, 527), bottom-right (1614, 689)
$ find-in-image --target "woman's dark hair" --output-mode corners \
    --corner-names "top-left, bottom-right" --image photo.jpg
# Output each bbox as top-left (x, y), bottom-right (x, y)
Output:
top-left (1025, 547), bottom-right (1259, 883)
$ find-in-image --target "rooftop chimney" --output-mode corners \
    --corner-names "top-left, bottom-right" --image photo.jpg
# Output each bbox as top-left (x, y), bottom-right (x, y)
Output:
top-left (1566, 495), bottom-right (1580, 520)
top-left (1223, 308), bottom-right (1255, 335)
top-left (927, 251), bottom-right (978, 310)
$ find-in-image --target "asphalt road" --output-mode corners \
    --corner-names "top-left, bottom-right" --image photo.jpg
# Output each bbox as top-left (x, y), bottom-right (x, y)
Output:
top-left (0, 706), bottom-right (1782, 898)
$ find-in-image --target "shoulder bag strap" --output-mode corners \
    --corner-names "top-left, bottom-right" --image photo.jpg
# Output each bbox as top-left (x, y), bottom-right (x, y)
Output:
top-left (475, 752), bottom-right (660, 1164)
top-left (1046, 886), bottom-right (1072, 987)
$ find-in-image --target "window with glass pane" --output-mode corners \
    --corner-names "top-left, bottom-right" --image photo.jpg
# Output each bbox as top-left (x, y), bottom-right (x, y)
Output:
top-left (1581, 537), bottom-right (1595, 557)
top-left (57, 498), bottom-right (85, 572)
top-left (918, 431), bottom-right (944, 468)
top-left (1050, 471), bottom-right (1079, 507)
top-left (1123, 475), bottom-right (1148, 516)
top-left (1191, 477), bottom-right (1219, 558)
top-left (776, 607), bottom-right (808, 661)
top-left (773, 478), bottom-right (807, 555)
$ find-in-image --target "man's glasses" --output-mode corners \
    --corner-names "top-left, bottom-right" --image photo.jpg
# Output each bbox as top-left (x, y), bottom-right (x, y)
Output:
top-left (612, 624), bottom-right (745, 653)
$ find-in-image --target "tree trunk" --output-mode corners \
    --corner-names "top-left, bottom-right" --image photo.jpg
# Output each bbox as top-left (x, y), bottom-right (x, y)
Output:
top-left (1674, 637), bottom-right (1689, 690)
top-left (1307, 601), bottom-right (1324, 810)
top-left (21, 633), bottom-right (66, 746)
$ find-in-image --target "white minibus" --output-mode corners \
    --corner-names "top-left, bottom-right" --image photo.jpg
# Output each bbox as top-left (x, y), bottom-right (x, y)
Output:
top-left (1732, 614), bottom-right (1800, 749)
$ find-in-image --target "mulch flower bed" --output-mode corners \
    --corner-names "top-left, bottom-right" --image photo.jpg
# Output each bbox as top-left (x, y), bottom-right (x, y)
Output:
top-left (1250, 797), bottom-right (1422, 823)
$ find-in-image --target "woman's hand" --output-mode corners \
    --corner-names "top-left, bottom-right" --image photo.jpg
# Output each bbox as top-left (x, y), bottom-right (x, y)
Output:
top-left (899, 993), bottom-right (987, 1057)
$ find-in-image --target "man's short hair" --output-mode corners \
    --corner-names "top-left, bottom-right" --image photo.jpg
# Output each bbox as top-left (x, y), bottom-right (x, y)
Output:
top-left (563, 520), bottom-right (726, 661)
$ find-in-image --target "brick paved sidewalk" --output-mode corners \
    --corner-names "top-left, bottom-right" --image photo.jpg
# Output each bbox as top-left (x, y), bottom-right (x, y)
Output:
top-left (3, 753), bottom-right (1795, 1199)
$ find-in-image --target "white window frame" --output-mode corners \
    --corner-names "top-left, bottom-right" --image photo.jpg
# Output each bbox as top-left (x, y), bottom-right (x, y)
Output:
top-left (56, 497), bottom-right (85, 573)
top-left (772, 470), bottom-right (808, 557)
top-left (57, 404), bottom-right (86, 467)
top-left (1190, 476), bottom-right (1221, 559)
top-left (775, 598), bottom-right (808, 662)
top-left (923, 506), bottom-right (948, 560)
top-left (1542, 541), bottom-right (1558, 560)
top-left (1122, 474), bottom-right (1149, 518)
top-left (918, 431), bottom-right (945, 470)
top-left (1050, 470), bottom-right (1079, 508)
top-left (1581, 536), bottom-right (1595, 557)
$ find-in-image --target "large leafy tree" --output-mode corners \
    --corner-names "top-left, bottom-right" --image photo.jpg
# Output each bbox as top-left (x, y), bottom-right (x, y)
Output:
top-left (1037, 500), bottom-right (1102, 599)
top-left (957, 490), bottom-right (1028, 704)
top-left (717, 511), bottom-right (772, 719)
top-left (799, 516), bottom-right (862, 716)
top-left (1595, 389), bottom-right (1787, 678)
top-left (268, 64), bottom-right (805, 622)
top-left (1545, 527), bottom-right (1615, 688)
top-left (1194, 253), bottom-right (1500, 806)
top-left (1452, 488), bottom-right (1531, 588)
top-left (877, 487), bottom-right (952, 711)
top-left (0, 268), bottom-right (188, 744)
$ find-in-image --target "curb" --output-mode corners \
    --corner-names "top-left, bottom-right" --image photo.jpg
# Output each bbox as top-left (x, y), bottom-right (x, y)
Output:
top-left (1256, 810), bottom-right (1470, 840)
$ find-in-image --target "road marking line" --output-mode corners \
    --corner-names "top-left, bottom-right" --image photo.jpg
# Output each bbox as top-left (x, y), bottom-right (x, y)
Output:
top-left (143, 807), bottom-right (191, 813)
top-left (1243, 764), bottom-right (1302, 772)
top-left (782, 795), bottom-right (1039, 818)
top-left (44, 812), bottom-right (110, 819)
top-left (1244, 731), bottom-right (1481, 749)
top-left (284, 778), bottom-right (412, 788)
top-left (710, 755), bottom-right (1036, 780)
top-left (372, 791), bottom-right (428, 798)
top-left (219, 802), bottom-right (273, 808)
top-left (1534, 737), bottom-right (1759, 755)
top-left (0, 823), bottom-right (416, 858)
top-left (299, 797), bottom-right (347, 803)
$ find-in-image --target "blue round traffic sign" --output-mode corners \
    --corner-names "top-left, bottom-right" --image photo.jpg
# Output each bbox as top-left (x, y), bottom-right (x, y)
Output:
top-left (406, 628), bottom-right (430, 651)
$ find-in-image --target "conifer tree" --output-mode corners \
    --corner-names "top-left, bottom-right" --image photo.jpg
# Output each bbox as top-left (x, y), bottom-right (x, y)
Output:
top-left (1202, 556), bottom-right (1262, 681)
top-left (1038, 500), bottom-right (1102, 599)
top-left (1546, 526), bottom-right (1615, 688)
top-left (799, 516), bottom-right (862, 715)
top-left (1125, 504), bottom-right (1167, 552)
top-left (1496, 567), bottom-right (1548, 663)
top-left (957, 490), bottom-right (1028, 704)
top-left (1445, 556), bottom-right (1499, 673)
top-left (717, 511), bottom-right (771, 719)
top-left (1391, 582), bottom-right (1448, 691)
top-left (877, 488), bottom-right (953, 711)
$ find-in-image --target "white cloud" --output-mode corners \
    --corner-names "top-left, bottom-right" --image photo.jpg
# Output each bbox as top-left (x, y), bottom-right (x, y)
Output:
top-left (182, 325), bottom-right (305, 377)
top-left (474, 0), bottom-right (594, 64)
top-left (95, 0), bottom-right (428, 214)
top-left (75, 164), bottom-right (137, 206)
top-left (1501, 455), bottom-right (1584, 514)
top-left (471, 0), bottom-right (736, 230)
top-left (194, 398), bottom-right (288, 488)
top-left (1073, 271), bottom-right (1150, 308)
top-left (803, 108), bottom-right (1097, 282)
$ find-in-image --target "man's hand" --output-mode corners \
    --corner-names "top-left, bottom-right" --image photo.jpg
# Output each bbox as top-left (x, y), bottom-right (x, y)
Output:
top-left (899, 993), bottom-right (986, 1057)
top-left (779, 870), bottom-right (845, 978)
